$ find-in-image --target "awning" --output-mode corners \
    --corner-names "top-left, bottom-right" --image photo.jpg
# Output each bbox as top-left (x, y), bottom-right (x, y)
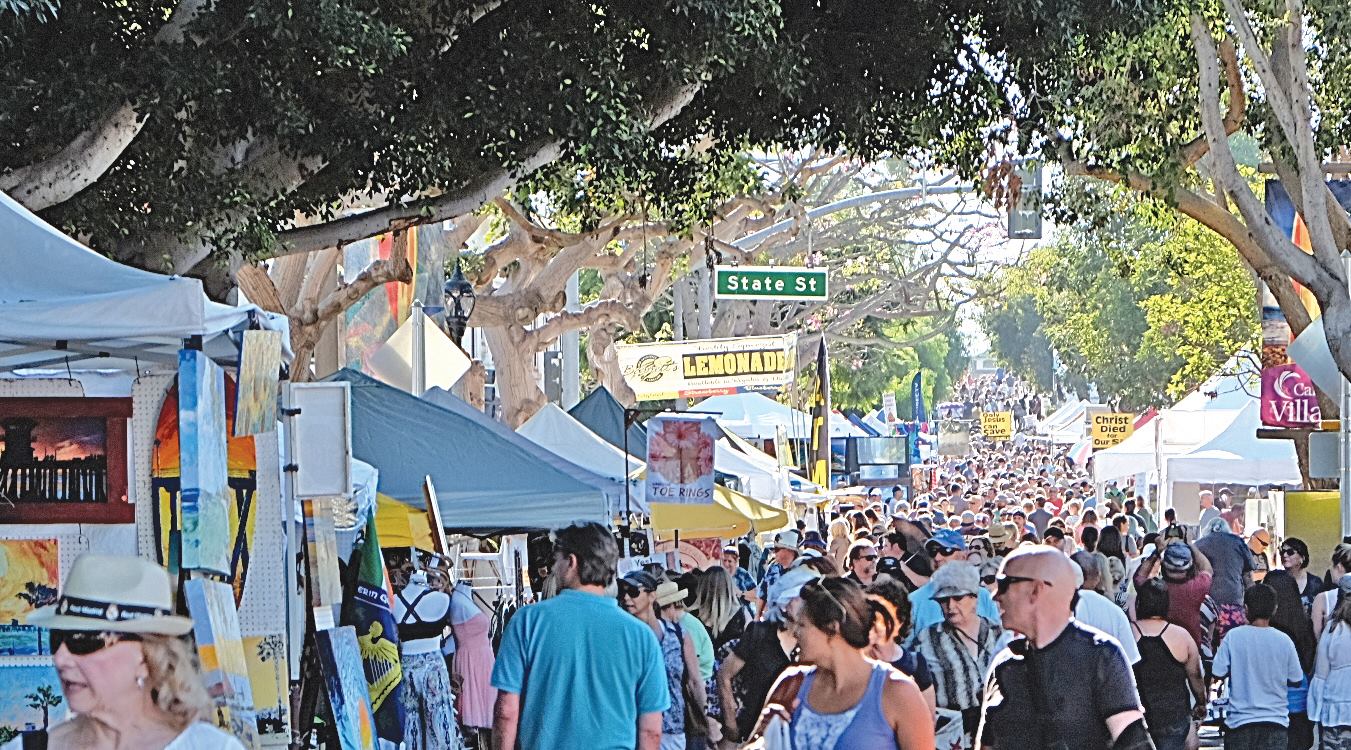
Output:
top-left (647, 485), bottom-right (788, 541)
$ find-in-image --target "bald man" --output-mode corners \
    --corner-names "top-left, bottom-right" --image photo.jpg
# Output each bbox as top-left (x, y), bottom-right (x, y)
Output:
top-left (975, 545), bottom-right (1153, 750)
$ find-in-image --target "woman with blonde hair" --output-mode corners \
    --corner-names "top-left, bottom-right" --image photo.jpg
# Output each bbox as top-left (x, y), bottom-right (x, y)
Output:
top-left (691, 567), bottom-right (749, 651)
top-left (11, 554), bottom-right (243, 750)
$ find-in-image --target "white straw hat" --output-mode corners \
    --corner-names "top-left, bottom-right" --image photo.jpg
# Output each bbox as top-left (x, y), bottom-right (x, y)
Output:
top-left (28, 554), bottom-right (194, 635)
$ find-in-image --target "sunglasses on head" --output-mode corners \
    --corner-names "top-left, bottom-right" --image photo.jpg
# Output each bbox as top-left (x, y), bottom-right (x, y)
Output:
top-left (50, 629), bottom-right (142, 656)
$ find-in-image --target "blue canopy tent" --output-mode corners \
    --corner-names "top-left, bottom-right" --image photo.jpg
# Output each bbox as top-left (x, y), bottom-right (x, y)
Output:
top-left (327, 370), bottom-right (620, 532)
top-left (569, 386), bottom-right (648, 454)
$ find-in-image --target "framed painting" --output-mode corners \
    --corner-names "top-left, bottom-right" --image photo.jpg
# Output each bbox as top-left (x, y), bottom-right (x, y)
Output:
top-left (0, 662), bottom-right (67, 737)
top-left (0, 539), bottom-right (58, 657)
top-left (0, 398), bottom-right (131, 523)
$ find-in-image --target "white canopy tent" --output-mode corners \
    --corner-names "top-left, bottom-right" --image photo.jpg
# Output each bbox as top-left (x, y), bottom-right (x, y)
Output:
top-left (1165, 401), bottom-right (1301, 486)
top-left (715, 439), bottom-right (791, 502)
top-left (0, 192), bottom-right (289, 373)
top-left (695, 392), bottom-right (860, 440)
top-left (516, 403), bottom-right (650, 514)
top-left (1094, 408), bottom-right (1244, 483)
top-left (1037, 399), bottom-right (1086, 435)
top-left (518, 404), bottom-right (645, 479)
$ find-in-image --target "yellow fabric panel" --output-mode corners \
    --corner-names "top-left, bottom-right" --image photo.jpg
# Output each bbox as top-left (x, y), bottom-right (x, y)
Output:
top-left (375, 493), bottom-right (434, 549)
top-left (650, 485), bottom-right (788, 541)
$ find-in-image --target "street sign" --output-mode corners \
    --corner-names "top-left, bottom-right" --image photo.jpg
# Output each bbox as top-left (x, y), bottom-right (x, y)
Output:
top-left (980, 411), bottom-right (1014, 440)
top-left (1091, 412), bottom-right (1135, 450)
top-left (714, 265), bottom-right (828, 301)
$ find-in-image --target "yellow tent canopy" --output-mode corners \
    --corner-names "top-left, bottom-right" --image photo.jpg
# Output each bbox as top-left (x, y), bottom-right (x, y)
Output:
top-left (376, 493), bottom-right (435, 549)
top-left (650, 485), bottom-right (788, 541)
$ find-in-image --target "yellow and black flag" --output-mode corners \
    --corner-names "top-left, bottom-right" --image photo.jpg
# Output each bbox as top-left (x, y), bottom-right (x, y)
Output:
top-left (809, 339), bottom-right (831, 488)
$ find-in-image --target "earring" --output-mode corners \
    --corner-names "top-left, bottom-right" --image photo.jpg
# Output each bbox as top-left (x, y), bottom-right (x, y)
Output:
top-left (136, 675), bottom-right (146, 690)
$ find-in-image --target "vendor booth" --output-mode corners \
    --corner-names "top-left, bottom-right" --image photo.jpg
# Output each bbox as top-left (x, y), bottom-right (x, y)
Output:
top-left (332, 370), bottom-right (621, 532)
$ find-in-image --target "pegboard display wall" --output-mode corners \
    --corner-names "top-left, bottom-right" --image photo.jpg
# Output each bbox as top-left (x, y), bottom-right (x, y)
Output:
top-left (129, 373), bottom-right (287, 636)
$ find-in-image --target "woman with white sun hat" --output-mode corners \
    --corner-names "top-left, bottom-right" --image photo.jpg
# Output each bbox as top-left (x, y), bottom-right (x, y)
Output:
top-left (7, 553), bottom-right (245, 750)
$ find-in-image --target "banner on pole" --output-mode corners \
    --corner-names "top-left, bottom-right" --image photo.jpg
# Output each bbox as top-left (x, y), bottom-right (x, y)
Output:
top-left (644, 415), bottom-right (718, 505)
top-left (1091, 412), bottom-right (1136, 450)
top-left (615, 334), bottom-right (798, 401)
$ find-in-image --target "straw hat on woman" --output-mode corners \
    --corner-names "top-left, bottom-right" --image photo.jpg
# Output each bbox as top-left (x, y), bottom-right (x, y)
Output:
top-left (11, 554), bottom-right (244, 750)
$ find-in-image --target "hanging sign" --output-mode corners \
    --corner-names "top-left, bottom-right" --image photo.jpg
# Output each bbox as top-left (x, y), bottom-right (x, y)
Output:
top-left (645, 415), bottom-right (718, 505)
top-left (615, 334), bottom-right (798, 401)
top-left (980, 411), bottom-right (1014, 440)
top-left (881, 392), bottom-right (898, 423)
top-left (1091, 412), bottom-right (1136, 450)
top-left (714, 265), bottom-right (828, 301)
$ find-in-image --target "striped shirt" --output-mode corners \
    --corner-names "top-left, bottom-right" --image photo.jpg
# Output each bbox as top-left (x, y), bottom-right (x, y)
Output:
top-left (914, 617), bottom-right (1004, 713)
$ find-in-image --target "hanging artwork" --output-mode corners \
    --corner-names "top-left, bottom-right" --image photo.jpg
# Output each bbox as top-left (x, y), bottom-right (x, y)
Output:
top-left (0, 398), bottom-right (132, 524)
top-left (0, 539), bottom-right (58, 657)
top-left (315, 626), bottom-right (377, 750)
top-left (153, 377), bottom-right (259, 605)
top-left (242, 634), bottom-right (290, 743)
top-left (0, 663), bottom-right (66, 736)
top-left (179, 350), bottom-right (231, 575)
top-left (304, 498), bottom-right (343, 628)
top-left (183, 579), bottom-right (261, 749)
top-left (235, 331), bottom-right (283, 438)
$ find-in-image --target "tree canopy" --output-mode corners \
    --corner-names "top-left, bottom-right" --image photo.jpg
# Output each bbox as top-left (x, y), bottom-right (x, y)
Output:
top-left (1, 0), bottom-right (1157, 284)
top-left (980, 183), bottom-right (1257, 410)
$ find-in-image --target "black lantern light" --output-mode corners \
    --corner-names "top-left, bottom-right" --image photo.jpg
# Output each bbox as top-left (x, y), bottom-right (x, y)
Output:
top-left (443, 262), bottom-right (476, 346)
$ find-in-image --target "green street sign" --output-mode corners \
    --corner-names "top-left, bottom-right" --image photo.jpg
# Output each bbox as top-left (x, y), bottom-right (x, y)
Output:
top-left (714, 265), bottom-right (829, 301)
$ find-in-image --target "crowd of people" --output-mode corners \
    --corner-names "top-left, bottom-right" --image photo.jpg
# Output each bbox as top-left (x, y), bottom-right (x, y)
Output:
top-left (487, 377), bottom-right (1351, 750)
top-left (23, 376), bottom-right (1351, 750)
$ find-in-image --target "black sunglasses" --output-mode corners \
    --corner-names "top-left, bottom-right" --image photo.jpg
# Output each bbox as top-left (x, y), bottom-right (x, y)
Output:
top-left (981, 574), bottom-right (998, 585)
top-left (859, 554), bottom-right (879, 561)
top-left (995, 574), bottom-right (1049, 596)
top-left (1281, 547), bottom-right (1299, 556)
top-left (927, 545), bottom-right (961, 557)
top-left (50, 629), bottom-right (142, 656)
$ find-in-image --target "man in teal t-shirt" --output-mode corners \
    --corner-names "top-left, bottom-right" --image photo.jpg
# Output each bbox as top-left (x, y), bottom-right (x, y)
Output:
top-left (492, 523), bottom-right (668, 750)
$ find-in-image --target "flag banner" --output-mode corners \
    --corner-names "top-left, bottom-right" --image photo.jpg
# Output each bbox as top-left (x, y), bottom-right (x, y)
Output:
top-left (341, 514), bottom-right (405, 745)
top-left (910, 371), bottom-right (927, 423)
top-left (645, 415), bottom-right (718, 505)
top-left (809, 340), bottom-right (831, 487)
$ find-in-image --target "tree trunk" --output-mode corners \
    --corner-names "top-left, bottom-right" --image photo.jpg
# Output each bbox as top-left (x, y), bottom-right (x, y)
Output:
top-left (483, 325), bottom-right (546, 427)
top-left (586, 323), bottom-right (636, 405)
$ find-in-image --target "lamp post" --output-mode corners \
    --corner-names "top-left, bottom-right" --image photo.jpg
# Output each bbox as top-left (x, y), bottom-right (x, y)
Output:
top-left (443, 262), bottom-right (476, 347)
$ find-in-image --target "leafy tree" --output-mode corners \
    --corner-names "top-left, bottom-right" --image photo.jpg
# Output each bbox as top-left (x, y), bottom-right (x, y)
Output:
top-left (16, 582), bottom-right (57, 609)
top-left (829, 325), bottom-right (966, 414)
top-left (980, 183), bottom-right (1257, 409)
top-left (1, 0), bottom-right (1148, 281)
top-left (0, 727), bottom-right (19, 744)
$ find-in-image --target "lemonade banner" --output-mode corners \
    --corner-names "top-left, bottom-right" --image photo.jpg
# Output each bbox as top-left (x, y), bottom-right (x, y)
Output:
top-left (1091, 412), bottom-right (1136, 450)
top-left (645, 415), bottom-right (718, 506)
top-left (615, 334), bottom-right (798, 401)
top-left (980, 411), bottom-right (1014, 440)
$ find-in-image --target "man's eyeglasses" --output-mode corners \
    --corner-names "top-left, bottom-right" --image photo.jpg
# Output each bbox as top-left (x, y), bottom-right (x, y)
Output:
top-left (995, 574), bottom-right (1050, 596)
top-left (50, 629), bottom-right (142, 656)
top-left (926, 544), bottom-right (961, 558)
top-left (858, 554), bottom-right (879, 562)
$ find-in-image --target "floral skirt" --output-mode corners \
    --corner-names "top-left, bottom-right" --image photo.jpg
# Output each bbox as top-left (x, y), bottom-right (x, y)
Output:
top-left (1323, 725), bottom-right (1351, 750)
top-left (400, 650), bottom-right (466, 750)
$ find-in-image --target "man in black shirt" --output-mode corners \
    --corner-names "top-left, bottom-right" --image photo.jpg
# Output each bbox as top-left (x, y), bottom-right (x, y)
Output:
top-left (976, 545), bottom-right (1154, 750)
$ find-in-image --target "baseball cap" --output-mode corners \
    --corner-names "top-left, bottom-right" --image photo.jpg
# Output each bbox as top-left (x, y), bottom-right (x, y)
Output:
top-left (1162, 543), bottom-right (1194, 573)
top-left (926, 528), bottom-right (967, 555)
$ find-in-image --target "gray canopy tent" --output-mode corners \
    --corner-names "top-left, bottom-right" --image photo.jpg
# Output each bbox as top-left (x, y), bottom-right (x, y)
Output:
top-left (328, 370), bottom-right (620, 533)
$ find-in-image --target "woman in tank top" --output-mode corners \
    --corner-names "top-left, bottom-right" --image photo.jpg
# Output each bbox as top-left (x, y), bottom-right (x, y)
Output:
top-left (750, 577), bottom-right (933, 750)
top-left (1132, 580), bottom-right (1205, 750)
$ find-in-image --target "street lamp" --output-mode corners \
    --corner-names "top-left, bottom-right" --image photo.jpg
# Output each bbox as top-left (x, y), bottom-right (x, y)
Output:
top-left (443, 262), bottom-right (476, 347)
